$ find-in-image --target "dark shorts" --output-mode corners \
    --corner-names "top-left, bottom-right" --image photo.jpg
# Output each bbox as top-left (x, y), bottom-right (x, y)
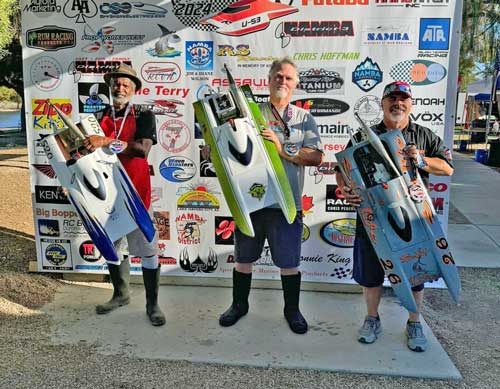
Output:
top-left (353, 223), bottom-right (424, 292)
top-left (235, 208), bottom-right (303, 269)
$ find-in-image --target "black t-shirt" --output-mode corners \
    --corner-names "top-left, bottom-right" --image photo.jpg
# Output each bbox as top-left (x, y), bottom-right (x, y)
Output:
top-left (346, 120), bottom-right (453, 236)
top-left (347, 120), bottom-right (453, 187)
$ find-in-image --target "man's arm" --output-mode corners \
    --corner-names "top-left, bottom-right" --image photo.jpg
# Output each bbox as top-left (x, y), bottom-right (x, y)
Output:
top-left (82, 135), bottom-right (153, 158)
top-left (403, 144), bottom-right (454, 176)
top-left (261, 128), bottom-right (323, 166)
top-left (334, 169), bottom-right (361, 207)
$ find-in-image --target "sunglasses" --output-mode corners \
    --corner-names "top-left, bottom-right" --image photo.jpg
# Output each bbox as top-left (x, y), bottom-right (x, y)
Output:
top-left (384, 82), bottom-right (411, 96)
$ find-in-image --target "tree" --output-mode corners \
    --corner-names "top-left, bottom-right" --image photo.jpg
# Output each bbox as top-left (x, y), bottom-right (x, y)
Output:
top-left (460, 0), bottom-right (500, 91)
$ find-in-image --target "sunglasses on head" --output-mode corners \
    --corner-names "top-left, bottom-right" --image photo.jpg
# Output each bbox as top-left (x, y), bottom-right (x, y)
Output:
top-left (385, 83), bottom-right (411, 94)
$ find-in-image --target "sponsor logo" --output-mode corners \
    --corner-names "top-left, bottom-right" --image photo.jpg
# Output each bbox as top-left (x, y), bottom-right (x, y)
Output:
top-left (172, 0), bottom-right (218, 25)
top-left (63, 0), bottom-right (98, 23)
top-left (302, 223), bottom-right (310, 243)
top-left (99, 1), bottom-right (168, 18)
top-left (354, 95), bottom-right (383, 126)
top-left (413, 97), bottom-right (445, 106)
top-left (24, 0), bottom-right (62, 14)
top-left (141, 62), bottom-right (181, 84)
top-left (176, 184), bottom-right (220, 211)
top-left (352, 57), bottom-right (383, 92)
top-left (248, 183), bottom-right (266, 200)
top-left (35, 185), bottom-right (71, 204)
top-left (211, 77), bottom-right (269, 92)
top-left (297, 68), bottom-right (344, 94)
top-left (293, 52), bottom-right (360, 61)
top-left (176, 213), bottom-right (205, 245)
top-left (318, 122), bottom-right (350, 138)
top-left (26, 25), bottom-right (76, 51)
top-left (327, 252), bottom-right (352, 267)
top-left (418, 18), bottom-right (450, 57)
top-left (302, 194), bottom-right (315, 217)
top-left (159, 156), bottom-right (196, 183)
top-left (292, 98), bottom-right (349, 117)
top-left (69, 59), bottom-right (132, 82)
top-left (179, 247), bottom-right (217, 273)
top-left (301, 0), bottom-right (368, 5)
top-left (79, 240), bottom-right (102, 262)
top-left (389, 60), bottom-right (447, 85)
top-left (361, 19), bottom-right (415, 46)
top-left (276, 20), bottom-right (354, 48)
top-left (146, 25), bottom-right (182, 58)
top-left (217, 44), bottom-right (250, 57)
top-left (62, 218), bottom-right (86, 235)
top-left (410, 111), bottom-right (444, 126)
top-left (78, 82), bottom-right (109, 114)
top-left (323, 143), bottom-right (348, 151)
top-left (30, 56), bottom-right (63, 92)
top-left (186, 41), bottom-right (213, 71)
top-left (320, 218), bottom-right (356, 248)
top-left (158, 120), bottom-right (191, 154)
top-left (431, 196), bottom-right (444, 214)
top-left (38, 219), bottom-right (60, 237)
top-left (429, 182), bottom-right (448, 192)
top-left (326, 185), bottom-right (355, 212)
top-left (36, 207), bottom-right (78, 219)
top-left (308, 161), bottom-right (337, 184)
top-left (199, 0), bottom-right (298, 36)
top-left (159, 256), bottom-right (177, 265)
top-left (44, 241), bottom-right (68, 265)
top-left (215, 216), bottom-right (235, 245)
top-left (32, 98), bottom-right (72, 131)
top-left (199, 146), bottom-right (216, 177)
top-left (419, 18), bottom-right (450, 50)
top-left (136, 86), bottom-right (190, 98)
top-left (33, 164), bottom-right (57, 179)
top-left (253, 94), bottom-right (270, 104)
top-left (154, 211), bottom-right (170, 240)
top-left (140, 100), bottom-right (184, 118)
top-left (331, 266), bottom-right (352, 279)
top-left (375, 0), bottom-right (449, 7)
top-left (81, 24), bottom-right (145, 54)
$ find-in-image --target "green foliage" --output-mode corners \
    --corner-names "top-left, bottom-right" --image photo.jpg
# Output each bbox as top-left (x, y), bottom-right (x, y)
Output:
top-left (0, 86), bottom-right (20, 102)
top-left (0, 0), bottom-right (18, 59)
top-left (460, 0), bottom-right (500, 90)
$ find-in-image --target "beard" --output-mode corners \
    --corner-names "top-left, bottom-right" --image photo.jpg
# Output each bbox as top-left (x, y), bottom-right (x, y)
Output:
top-left (388, 107), bottom-right (407, 123)
top-left (112, 94), bottom-right (131, 106)
top-left (274, 87), bottom-right (288, 99)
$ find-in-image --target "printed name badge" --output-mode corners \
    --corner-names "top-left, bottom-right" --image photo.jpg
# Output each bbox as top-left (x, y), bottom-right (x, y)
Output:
top-left (109, 139), bottom-right (126, 154)
top-left (284, 143), bottom-right (299, 156)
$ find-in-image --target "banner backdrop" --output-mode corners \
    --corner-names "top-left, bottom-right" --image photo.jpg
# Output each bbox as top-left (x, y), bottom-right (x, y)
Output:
top-left (22, 0), bottom-right (462, 284)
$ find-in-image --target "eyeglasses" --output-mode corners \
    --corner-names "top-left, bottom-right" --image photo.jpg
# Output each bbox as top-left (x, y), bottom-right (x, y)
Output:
top-left (384, 82), bottom-right (411, 97)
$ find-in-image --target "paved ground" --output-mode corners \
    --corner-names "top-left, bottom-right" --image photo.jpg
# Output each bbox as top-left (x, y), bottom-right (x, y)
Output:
top-left (1, 147), bottom-right (500, 388)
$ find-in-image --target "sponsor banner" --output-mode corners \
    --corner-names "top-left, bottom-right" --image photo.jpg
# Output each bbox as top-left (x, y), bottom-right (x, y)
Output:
top-left (21, 0), bottom-right (459, 283)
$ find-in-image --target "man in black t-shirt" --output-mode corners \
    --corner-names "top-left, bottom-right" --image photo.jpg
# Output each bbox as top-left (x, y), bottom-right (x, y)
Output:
top-left (335, 81), bottom-right (454, 352)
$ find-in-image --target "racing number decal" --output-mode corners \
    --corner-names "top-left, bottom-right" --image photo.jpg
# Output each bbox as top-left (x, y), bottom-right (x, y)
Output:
top-left (388, 273), bottom-right (402, 285)
top-left (436, 237), bottom-right (449, 250)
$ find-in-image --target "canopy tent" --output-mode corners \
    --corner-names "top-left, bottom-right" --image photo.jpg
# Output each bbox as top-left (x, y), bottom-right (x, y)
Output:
top-left (467, 75), bottom-right (500, 97)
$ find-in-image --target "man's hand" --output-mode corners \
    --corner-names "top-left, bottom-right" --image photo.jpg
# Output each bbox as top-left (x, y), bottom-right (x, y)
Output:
top-left (403, 144), bottom-right (420, 162)
top-left (83, 135), bottom-right (111, 152)
top-left (201, 144), bottom-right (211, 161)
top-left (261, 128), bottom-right (283, 155)
top-left (340, 185), bottom-right (362, 207)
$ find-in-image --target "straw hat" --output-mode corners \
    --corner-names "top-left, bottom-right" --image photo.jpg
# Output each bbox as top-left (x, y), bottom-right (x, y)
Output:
top-left (104, 63), bottom-right (142, 90)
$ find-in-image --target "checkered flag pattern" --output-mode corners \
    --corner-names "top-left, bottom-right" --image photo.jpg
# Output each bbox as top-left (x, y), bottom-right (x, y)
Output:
top-left (389, 60), bottom-right (414, 84)
top-left (172, 0), bottom-right (234, 32)
top-left (330, 267), bottom-right (352, 280)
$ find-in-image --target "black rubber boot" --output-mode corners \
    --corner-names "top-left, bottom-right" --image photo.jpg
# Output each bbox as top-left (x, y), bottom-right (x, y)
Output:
top-left (142, 267), bottom-right (166, 327)
top-left (96, 258), bottom-right (131, 314)
top-left (219, 269), bottom-right (252, 327)
top-left (281, 272), bottom-right (308, 334)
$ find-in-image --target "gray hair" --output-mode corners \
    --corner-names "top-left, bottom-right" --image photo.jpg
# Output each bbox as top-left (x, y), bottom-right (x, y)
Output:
top-left (268, 57), bottom-right (299, 85)
top-left (110, 76), bottom-right (136, 91)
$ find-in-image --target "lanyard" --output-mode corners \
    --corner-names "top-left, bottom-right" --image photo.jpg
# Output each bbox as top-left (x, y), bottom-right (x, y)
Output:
top-left (110, 102), bottom-right (132, 140)
top-left (269, 103), bottom-right (292, 139)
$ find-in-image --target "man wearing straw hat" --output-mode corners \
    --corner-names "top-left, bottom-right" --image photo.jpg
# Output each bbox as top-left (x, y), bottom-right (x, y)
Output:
top-left (83, 63), bottom-right (165, 326)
